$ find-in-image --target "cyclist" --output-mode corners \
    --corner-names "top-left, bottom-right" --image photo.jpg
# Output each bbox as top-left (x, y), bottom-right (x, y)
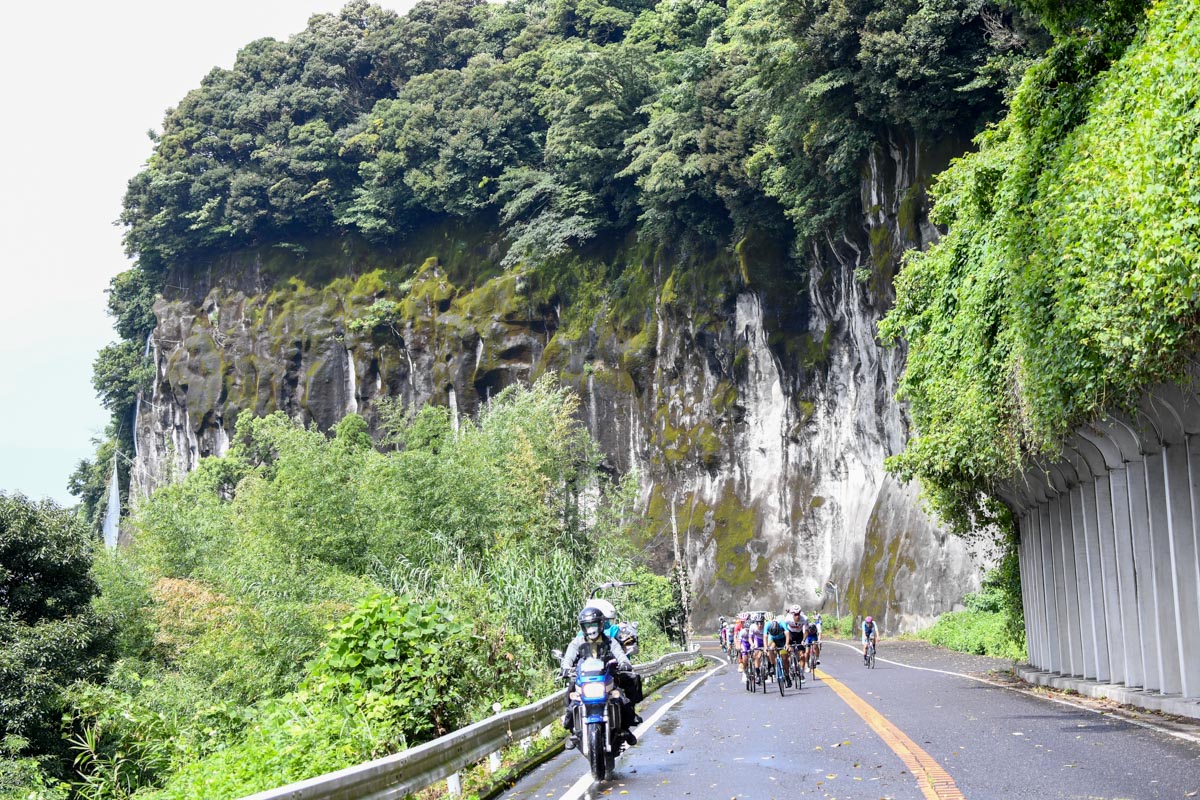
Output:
top-left (813, 612), bottom-right (823, 636)
top-left (784, 605), bottom-right (808, 673)
top-left (763, 614), bottom-right (792, 686)
top-left (804, 614), bottom-right (821, 666)
top-left (733, 612), bottom-right (749, 671)
top-left (740, 613), bottom-right (765, 677)
top-left (718, 616), bottom-right (728, 652)
top-left (862, 615), bottom-right (878, 663)
top-left (560, 606), bottom-right (636, 748)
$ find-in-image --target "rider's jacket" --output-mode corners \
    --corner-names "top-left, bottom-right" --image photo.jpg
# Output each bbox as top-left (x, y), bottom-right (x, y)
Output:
top-left (862, 621), bottom-right (877, 639)
top-left (560, 632), bottom-right (631, 675)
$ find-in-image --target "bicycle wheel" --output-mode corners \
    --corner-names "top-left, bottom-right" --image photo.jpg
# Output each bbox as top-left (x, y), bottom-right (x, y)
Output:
top-left (776, 655), bottom-right (786, 696)
top-left (868, 644), bottom-right (876, 669)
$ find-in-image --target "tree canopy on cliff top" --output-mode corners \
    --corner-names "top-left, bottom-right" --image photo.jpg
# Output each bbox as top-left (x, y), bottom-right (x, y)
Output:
top-left (118, 0), bottom-right (1034, 276)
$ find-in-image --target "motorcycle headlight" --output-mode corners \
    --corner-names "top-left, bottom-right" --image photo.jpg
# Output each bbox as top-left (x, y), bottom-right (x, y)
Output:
top-left (581, 681), bottom-right (607, 701)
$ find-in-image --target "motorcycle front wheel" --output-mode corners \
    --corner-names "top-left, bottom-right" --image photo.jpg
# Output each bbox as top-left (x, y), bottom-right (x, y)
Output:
top-left (588, 721), bottom-right (607, 781)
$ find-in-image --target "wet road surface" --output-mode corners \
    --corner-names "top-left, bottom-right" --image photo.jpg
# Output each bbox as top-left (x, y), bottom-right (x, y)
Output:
top-left (498, 640), bottom-right (1200, 800)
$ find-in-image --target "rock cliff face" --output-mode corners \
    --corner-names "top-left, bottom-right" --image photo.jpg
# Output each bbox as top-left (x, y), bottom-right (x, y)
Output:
top-left (131, 131), bottom-right (987, 632)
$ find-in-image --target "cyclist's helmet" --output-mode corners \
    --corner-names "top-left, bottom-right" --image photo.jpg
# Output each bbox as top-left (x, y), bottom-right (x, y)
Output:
top-left (788, 604), bottom-right (802, 615)
top-left (585, 599), bottom-right (616, 623)
top-left (579, 606), bottom-right (606, 641)
top-left (739, 612), bottom-right (750, 621)
top-left (865, 616), bottom-right (873, 623)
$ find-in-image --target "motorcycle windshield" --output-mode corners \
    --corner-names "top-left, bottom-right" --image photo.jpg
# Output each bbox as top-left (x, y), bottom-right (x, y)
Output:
top-left (578, 657), bottom-right (608, 678)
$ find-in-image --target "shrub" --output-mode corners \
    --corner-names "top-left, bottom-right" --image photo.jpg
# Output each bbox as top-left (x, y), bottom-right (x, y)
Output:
top-left (920, 609), bottom-right (1025, 660)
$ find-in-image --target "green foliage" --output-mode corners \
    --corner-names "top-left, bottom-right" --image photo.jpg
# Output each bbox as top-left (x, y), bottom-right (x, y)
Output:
top-left (106, 269), bottom-right (159, 342)
top-left (89, 551), bottom-right (156, 661)
top-left (0, 741), bottom-right (69, 800)
top-left (115, 0), bottom-right (1035, 279)
top-left (133, 691), bottom-right (382, 800)
top-left (919, 532), bottom-right (1024, 657)
top-left (821, 614), bottom-right (856, 638)
top-left (725, 0), bottom-right (1036, 243)
top-left (918, 608), bottom-right (1025, 659)
top-left (0, 495), bottom-right (111, 763)
top-left (59, 378), bottom-right (663, 794)
top-left (880, 0), bottom-right (1194, 531)
top-left (67, 440), bottom-right (120, 534)
top-left (305, 594), bottom-right (469, 740)
top-left (0, 495), bottom-right (97, 624)
top-left (344, 298), bottom-right (403, 338)
top-left (91, 341), bottom-right (153, 424)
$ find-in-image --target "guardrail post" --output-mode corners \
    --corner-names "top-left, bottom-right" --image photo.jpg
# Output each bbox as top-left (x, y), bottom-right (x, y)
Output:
top-left (539, 724), bottom-right (553, 739)
top-left (488, 751), bottom-right (502, 773)
top-left (446, 772), bottom-right (462, 797)
top-left (520, 735), bottom-right (532, 751)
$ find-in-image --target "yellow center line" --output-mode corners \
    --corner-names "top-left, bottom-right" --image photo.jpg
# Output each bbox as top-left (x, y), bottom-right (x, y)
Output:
top-left (818, 668), bottom-right (967, 800)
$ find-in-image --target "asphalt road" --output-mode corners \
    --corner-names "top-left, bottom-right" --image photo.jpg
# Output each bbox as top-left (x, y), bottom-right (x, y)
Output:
top-left (498, 640), bottom-right (1200, 800)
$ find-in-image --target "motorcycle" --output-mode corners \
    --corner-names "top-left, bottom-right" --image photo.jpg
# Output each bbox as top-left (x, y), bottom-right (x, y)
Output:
top-left (554, 581), bottom-right (640, 782)
top-left (571, 651), bottom-right (627, 781)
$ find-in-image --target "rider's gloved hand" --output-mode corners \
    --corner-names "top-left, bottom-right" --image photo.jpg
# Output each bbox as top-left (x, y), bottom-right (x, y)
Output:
top-left (617, 662), bottom-right (634, 673)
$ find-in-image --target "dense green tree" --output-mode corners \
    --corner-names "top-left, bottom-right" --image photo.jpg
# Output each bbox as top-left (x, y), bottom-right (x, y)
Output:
top-left (0, 495), bottom-right (110, 760)
top-left (91, 340), bottom-right (153, 425)
top-left (106, 268), bottom-right (158, 342)
top-left (726, 0), bottom-right (1034, 242)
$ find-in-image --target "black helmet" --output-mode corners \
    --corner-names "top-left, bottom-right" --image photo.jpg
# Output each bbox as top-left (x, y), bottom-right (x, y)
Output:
top-left (579, 606), bottom-right (606, 641)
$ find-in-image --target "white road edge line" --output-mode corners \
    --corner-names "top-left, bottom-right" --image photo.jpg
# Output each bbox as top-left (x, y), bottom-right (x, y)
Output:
top-left (822, 640), bottom-right (1200, 746)
top-left (555, 655), bottom-right (727, 800)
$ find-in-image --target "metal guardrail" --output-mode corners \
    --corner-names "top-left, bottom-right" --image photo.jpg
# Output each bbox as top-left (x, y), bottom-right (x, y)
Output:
top-left (243, 647), bottom-right (702, 800)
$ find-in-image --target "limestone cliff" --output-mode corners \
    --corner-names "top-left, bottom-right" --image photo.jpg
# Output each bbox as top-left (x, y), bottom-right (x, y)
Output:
top-left (131, 132), bottom-right (988, 631)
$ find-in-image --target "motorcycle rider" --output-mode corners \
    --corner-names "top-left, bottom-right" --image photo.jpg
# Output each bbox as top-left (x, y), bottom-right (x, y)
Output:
top-left (581, 597), bottom-right (644, 725)
top-left (560, 606), bottom-right (637, 749)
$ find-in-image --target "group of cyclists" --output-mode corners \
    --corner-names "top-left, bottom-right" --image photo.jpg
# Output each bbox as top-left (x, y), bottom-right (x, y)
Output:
top-left (717, 609), bottom-right (881, 681)
top-left (719, 607), bottom-right (822, 687)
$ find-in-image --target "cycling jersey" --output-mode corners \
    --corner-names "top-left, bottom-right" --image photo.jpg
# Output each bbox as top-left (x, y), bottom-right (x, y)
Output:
top-left (738, 625), bottom-right (763, 651)
top-left (862, 622), bottom-right (877, 641)
top-left (764, 619), bottom-right (787, 647)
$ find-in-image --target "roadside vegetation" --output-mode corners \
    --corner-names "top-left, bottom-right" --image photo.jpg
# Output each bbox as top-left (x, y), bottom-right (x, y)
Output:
top-left (916, 536), bottom-right (1025, 659)
top-left (877, 0), bottom-right (1200, 535)
top-left (2, 378), bottom-right (685, 799)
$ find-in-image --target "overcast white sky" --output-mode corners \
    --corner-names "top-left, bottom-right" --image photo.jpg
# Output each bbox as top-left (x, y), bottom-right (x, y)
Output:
top-left (0, 0), bottom-right (418, 504)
